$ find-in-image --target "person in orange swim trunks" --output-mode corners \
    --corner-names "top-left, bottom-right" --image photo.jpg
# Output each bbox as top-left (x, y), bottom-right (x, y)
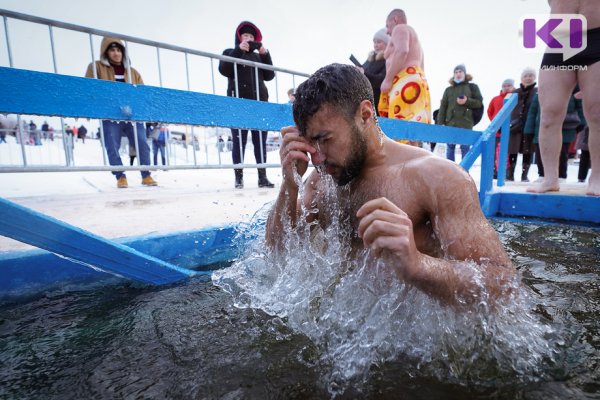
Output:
top-left (379, 9), bottom-right (431, 146)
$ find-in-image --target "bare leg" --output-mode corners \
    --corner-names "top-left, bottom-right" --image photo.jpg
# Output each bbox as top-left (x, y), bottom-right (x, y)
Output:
top-left (578, 63), bottom-right (600, 196)
top-left (527, 69), bottom-right (576, 193)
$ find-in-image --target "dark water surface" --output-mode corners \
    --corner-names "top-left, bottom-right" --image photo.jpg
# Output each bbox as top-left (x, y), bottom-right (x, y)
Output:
top-left (1, 221), bottom-right (599, 399)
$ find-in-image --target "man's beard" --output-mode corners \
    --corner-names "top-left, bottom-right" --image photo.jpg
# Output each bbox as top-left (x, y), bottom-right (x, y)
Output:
top-left (331, 123), bottom-right (368, 186)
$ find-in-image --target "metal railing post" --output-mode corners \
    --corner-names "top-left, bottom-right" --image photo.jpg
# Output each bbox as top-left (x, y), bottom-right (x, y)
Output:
top-left (3, 15), bottom-right (13, 67)
top-left (233, 62), bottom-right (239, 98)
top-left (89, 33), bottom-right (108, 166)
top-left (210, 58), bottom-right (216, 95)
top-left (184, 52), bottom-right (198, 166)
top-left (3, 16), bottom-right (27, 166)
top-left (156, 46), bottom-right (163, 87)
top-left (49, 25), bottom-right (72, 166)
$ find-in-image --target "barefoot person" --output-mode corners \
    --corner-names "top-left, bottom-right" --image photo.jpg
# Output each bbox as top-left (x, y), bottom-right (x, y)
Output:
top-left (528, 0), bottom-right (600, 195)
top-left (379, 9), bottom-right (431, 130)
top-left (266, 64), bottom-right (516, 306)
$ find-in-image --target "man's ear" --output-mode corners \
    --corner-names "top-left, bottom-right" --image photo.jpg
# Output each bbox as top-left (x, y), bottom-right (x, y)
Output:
top-left (359, 99), bottom-right (375, 124)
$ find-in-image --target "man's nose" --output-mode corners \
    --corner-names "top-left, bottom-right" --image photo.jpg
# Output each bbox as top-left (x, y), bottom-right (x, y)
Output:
top-left (310, 149), bottom-right (325, 165)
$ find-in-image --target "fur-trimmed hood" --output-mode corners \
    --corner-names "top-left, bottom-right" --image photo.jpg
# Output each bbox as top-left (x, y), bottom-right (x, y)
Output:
top-left (234, 21), bottom-right (263, 46)
top-left (367, 50), bottom-right (385, 63)
top-left (98, 36), bottom-right (131, 69)
top-left (448, 73), bottom-right (473, 86)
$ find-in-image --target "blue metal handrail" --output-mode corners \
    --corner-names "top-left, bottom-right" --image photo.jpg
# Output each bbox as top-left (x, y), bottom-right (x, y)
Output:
top-left (459, 94), bottom-right (518, 200)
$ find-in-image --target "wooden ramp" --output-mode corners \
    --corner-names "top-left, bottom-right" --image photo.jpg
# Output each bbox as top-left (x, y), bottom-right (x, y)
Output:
top-left (0, 197), bottom-right (199, 285)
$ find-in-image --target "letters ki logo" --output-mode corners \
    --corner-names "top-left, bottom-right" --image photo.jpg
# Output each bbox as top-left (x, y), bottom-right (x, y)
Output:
top-left (521, 14), bottom-right (587, 61)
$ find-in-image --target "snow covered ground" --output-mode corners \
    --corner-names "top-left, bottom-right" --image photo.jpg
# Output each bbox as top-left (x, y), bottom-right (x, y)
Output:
top-left (0, 132), bottom-right (589, 252)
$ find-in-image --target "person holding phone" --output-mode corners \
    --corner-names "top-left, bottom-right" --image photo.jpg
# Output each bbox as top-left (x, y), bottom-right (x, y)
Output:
top-left (218, 21), bottom-right (276, 189)
top-left (436, 64), bottom-right (483, 162)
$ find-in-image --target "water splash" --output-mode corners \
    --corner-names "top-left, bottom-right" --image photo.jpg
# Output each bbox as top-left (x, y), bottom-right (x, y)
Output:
top-left (213, 173), bottom-right (561, 396)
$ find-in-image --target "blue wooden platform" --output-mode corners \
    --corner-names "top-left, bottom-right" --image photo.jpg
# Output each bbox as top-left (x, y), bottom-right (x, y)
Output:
top-left (0, 225), bottom-right (238, 300)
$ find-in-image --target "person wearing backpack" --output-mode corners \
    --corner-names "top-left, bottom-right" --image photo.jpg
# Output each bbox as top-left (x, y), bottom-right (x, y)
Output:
top-left (436, 64), bottom-right (483, 162)
top-left (506, 67), bottom-right (537, 181)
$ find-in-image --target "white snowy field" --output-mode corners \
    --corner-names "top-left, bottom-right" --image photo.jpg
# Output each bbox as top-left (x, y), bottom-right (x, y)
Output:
top-left (0, 131), bottom-right (588, 252)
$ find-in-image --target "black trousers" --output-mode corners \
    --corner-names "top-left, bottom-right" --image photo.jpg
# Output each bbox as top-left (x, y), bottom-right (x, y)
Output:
top-left (231, 129), bottom-right (267, 166)
top-left (578, 150), bottom-right (591, 181)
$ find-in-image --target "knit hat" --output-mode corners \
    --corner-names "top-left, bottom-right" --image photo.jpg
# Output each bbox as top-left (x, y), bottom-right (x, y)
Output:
top-left (373, 28), bottom-right (389, 44)
top-left (502, 78), bottom-right (515, 86)
top-left (454, 64), bottom-right (466, 74)
top-left (521, 67), bottom-right (537, 79)
top-left (107, 42), bottom-right (124, 52)
top-left (239, 25), bottom-right (257, 37)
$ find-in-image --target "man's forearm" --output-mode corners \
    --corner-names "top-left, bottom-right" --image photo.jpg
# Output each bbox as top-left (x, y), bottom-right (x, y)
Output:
top-left (402, 254), bottom-right (517, 307)
top-left (265, 185), bottom-right (299, 249)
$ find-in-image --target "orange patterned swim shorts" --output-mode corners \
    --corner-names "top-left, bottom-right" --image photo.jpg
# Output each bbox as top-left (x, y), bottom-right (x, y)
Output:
top-left (378, 65), bottom-right (431, 124)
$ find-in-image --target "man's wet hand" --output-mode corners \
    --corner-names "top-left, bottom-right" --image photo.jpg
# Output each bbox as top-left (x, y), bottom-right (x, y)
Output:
top-left (280, 126), bottom-right (315, 187)
top-left (356, 197), bottom-right (420, 279)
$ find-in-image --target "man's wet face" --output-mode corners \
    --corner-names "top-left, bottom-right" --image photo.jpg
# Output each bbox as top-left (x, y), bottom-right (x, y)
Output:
top-left (309, 121), bottom-right (367, 186)
top-left (335, 122), bottom-right (367, 186)
top-left (303, 103), bottom-right (368, 186)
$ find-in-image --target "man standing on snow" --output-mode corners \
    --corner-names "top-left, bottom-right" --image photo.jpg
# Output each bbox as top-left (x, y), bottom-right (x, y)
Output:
top-left (85, 37), bottom-right (157, 189)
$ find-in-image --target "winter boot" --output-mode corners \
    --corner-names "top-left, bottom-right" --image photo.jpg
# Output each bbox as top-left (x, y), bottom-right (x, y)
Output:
top-left (117, 176), bottom-right (128, 188)
top-left (258, 168), bottom-right (275, 188)
top-left (521, 163), bottom-right (530, 182)
top-left (234, 169), bottom-right (244, 189)
top-left (506, 162), bottom-right (516, 181)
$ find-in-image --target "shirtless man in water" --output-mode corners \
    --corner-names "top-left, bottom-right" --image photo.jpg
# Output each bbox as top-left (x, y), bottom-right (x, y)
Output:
top-left (378, 9), bottom-right (431, 125)
top-left (266, 64), bottom-right (516, 306)
top-left (528, 0), bottom-right (600, 195)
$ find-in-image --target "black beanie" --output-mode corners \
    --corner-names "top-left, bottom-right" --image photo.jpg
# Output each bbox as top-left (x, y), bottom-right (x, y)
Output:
top-left (239, 25), bottom-right (257, 37)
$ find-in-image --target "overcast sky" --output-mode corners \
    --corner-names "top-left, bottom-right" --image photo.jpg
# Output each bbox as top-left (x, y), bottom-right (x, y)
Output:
top-left (1, 0), bottom-right (550, 127)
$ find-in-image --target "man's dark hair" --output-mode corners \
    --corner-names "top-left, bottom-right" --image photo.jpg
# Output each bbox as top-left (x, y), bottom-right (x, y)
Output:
top-left (293, 63), bottom-right (374, 135)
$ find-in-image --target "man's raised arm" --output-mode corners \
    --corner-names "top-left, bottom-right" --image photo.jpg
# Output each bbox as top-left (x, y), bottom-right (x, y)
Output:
top-left (265, 126), bottom-right (316, 249)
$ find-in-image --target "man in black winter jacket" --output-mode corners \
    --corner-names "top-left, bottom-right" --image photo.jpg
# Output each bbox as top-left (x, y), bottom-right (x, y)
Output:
top-left (218, 21), bottom-right (276, 189)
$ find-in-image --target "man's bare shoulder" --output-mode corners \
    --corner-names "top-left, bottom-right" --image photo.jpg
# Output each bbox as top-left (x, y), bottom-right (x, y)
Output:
top-left (392, 24), bottom-right (416, 37)
top-left (406, 151), bottom-right (472, 185)
top-left (385, 144), bottom-right (476, 198)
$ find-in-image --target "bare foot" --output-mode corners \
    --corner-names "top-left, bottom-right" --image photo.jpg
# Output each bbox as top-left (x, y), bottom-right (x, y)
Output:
top-left (527, 178), bottom-right (560, 193)
top-left (586, 180), bottom-right (600, 196)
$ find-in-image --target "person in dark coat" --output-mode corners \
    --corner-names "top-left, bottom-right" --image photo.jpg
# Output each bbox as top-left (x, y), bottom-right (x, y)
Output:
top-left (360, 28), bottom-right (389, 115)
top-left (78, 124), bottom-right (87, 143)
top-left (507, 67), bottom-right (537, 181)
top-left (218, 21), bottom-right (275, 189)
